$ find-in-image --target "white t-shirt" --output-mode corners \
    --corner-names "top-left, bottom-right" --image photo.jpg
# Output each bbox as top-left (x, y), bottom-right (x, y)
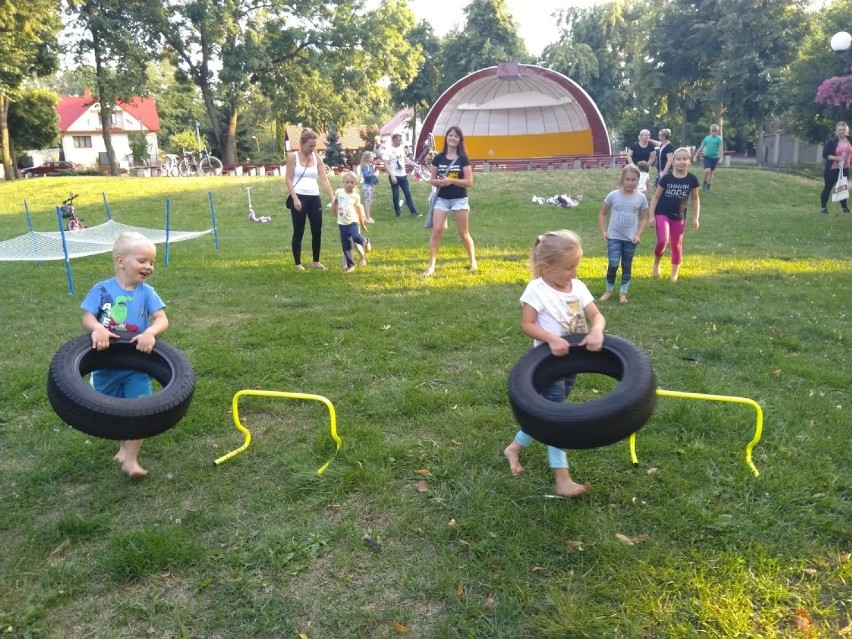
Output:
top-left (520, 278), bottom-right (594, 346)
top-left (383, 144), bottom-right (407, 177)
top-left (335, 188), bottom-right (362, 225)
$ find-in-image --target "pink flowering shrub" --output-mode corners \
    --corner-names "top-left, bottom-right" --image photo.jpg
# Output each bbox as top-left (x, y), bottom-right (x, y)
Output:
top-left (815, 76), bottom-right (852, 107)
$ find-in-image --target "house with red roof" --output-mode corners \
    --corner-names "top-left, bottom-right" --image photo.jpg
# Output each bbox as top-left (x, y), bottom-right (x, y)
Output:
top-left (379, 107), bottom-right (421, 151)
top-left (56, 89), bottom-right (160, 169)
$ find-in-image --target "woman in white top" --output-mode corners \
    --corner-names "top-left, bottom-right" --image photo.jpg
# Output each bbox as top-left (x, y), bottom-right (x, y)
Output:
top-left (285, 128), bottom-right (335, 270)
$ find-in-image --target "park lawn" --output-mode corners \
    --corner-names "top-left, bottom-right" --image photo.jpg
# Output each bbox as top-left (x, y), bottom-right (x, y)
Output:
top-left (0, 168), bottom-right (850, 639)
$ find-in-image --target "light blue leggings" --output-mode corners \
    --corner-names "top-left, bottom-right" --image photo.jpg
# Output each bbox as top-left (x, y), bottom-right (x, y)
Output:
top-left (513, 376), bottom-right (575, 468)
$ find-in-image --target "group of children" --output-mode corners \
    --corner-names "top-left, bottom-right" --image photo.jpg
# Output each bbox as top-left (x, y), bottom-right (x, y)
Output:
top-left (79, 136), bottom-right (702, 491)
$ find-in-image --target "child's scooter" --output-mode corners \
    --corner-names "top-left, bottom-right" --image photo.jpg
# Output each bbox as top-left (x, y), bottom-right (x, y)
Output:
top-left (244, 186), bottom-right (271, 223)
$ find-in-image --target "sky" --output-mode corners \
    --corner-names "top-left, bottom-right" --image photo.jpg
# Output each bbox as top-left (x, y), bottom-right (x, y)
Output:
top-left (406, 0), bottom-right (609, 56)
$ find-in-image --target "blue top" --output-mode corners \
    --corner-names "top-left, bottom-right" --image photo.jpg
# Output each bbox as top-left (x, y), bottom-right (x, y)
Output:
top-left (81, 278), bottom-right (165, 334)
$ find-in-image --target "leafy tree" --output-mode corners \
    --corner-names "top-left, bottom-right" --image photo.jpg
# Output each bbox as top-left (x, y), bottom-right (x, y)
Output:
top-left (390, 20), bottom-right (442, 146)
top-left (713, 0), bottom-right (808, 164)
top-left (783, 0), bottom-right (852, 143)
top-left (141, 0), bottom-right (418, 165)
top-left (441, 0), bottom-right (529, 89)
top-left (0, 0), bottom-right (60, 180)
top-left (8, 88), bottom-right (60, 164)
top-left (66, 0), bottom-right (153, 175)
top-left (145, 59), bottom-right (207, 154)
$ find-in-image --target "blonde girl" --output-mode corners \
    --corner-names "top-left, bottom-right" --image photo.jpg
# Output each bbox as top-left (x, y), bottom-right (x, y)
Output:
top-left (503, 230), bottom-right (606, 498)
top-left (649, 147), bottom-right (701, 282)
top-left (597, 164), bottom-right (649, 304)
top-left (359, 151), bottom-right (379, 223)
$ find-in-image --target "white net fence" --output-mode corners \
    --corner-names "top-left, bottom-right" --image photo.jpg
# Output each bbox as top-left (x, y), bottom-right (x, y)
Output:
top-left (0, 219), bottom-right (213, 262)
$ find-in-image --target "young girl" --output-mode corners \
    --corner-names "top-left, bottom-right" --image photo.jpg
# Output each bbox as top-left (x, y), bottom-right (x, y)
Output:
top-left (649, 147), bottom-right (701, 282)
top-left (359, 151), bottom-right (379, 223)
top-left (333, 171), bottom-right (371, 272)
top-left (597, 164), bottom-right (649, 304)
top-left (504, 230), bottom-right (606, 498)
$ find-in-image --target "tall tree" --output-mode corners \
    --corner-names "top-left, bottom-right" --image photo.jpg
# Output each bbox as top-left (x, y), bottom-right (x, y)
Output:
top-left (390, 20), bottom-right (442, 149)
top-left (441, 0), bottom-right (529, 89)
top-left (8, 88), bottom-right (60, 164)
top-left (713, 0), bottom-right (808, 164)
top-left (0, 0), bottom-right (60, 181)
top-left (141, 0), bottom-right (418, 165)
top-left (67, 0), bottom-right (153, 175)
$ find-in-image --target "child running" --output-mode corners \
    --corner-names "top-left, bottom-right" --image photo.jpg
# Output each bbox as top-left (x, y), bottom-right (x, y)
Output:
top-left (333, 171), bottom-right (371, 272)
top-left (597, 164), bottom-right (649, 304)
top-left (649, 147), bottom-right (701, 282)
top-left (504, 230), bottom-right (606, 498)
top-left (359, 151), bottom-right (379, 223)
top-left (80, 232), bottom-right (169, 478)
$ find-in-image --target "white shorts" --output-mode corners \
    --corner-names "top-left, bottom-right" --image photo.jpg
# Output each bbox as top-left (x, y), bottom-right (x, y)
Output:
top-left (433, 197), bottom-right (470, 212)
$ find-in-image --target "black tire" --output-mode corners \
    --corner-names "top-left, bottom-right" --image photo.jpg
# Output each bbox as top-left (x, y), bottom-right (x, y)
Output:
top-left (47, 333), bottom-right (196, 440)
top-left (508, 334), bottom-right (656, 449)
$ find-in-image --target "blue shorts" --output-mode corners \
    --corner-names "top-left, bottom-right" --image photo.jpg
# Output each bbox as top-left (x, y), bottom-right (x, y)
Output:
top-left (433, 196), bottom-right (470, 212)
top-left (703, 156), bottom-right (719, 170)
top-left (92, 369), bottom-right (153, 398)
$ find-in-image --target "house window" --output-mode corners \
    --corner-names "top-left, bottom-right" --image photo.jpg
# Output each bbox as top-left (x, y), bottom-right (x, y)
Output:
top-left (109, 113), bottom-right (117, 126)
top-left (73, 136), bottom-right (93, 148)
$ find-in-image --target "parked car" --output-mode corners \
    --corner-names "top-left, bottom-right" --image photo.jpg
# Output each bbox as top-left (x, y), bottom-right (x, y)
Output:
top-left (21, 161), bottom-right (77, 178)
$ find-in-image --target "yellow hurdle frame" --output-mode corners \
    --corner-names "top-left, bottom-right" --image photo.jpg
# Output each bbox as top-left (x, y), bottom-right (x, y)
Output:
top-left (629, 388), bottom-right (764, 477)
top-left (214, 389), bottom-right (343, 474)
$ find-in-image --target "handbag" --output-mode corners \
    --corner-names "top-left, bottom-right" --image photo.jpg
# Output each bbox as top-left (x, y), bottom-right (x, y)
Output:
top-left (833, 175), bottom-right (849, 202)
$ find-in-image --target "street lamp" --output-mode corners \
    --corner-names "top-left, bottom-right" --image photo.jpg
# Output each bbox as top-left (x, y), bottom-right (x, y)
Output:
top-left (830, 31), bottom-right (852, 75)
top-left (251, 135), bottom-right (260, 152)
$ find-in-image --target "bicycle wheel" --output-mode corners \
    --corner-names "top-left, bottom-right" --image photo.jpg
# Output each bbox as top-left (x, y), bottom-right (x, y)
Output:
top-left (199, 156), bottom-right (223, 176)
top-left (177, 158), bottom-right (193, 177)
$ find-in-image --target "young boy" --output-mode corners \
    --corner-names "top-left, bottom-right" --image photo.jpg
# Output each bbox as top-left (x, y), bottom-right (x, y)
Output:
top-left (636, 160), bottom-right (650, 194)
top-left (333, 171), bottom-right (372, 272)
top-left (693, 124), bottom-right (723, 191)
top-left (81, 232), bottom-right (169, 478)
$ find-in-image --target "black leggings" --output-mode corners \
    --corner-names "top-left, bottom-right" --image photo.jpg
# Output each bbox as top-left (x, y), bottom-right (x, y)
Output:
top-left (821, 166), bottom-right (850, 209)
top-left (289, 194), bottom-right (323, 264)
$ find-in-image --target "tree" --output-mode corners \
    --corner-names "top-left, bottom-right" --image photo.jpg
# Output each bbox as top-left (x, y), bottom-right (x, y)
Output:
top-left (324, 129), bottom-right (346, 168)
top-left (0, 1), bottom-right (60, 180)
top-left (441, 0), bottom-right (529, 89)
top-left (66, 0), bottom-right (154, 175)
top-left (713, 0), bottom-right (808, 164)
top-left (141, 0), bottom-right (419, 165)
top-left (8, 88), bottom-right (60, 165)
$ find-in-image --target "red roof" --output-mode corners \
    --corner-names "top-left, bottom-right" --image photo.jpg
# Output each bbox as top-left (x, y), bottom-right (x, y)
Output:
top-left (57, 90), bottom-right (160, 133)
top-left (380, 108), bottom-right (413, 136)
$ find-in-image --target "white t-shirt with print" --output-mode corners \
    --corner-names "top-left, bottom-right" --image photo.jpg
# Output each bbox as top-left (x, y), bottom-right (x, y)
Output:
top-left (520, 277), bottom-right (594, 346)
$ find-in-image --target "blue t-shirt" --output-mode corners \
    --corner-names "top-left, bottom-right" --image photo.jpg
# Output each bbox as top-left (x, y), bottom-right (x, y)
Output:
top-left (81, 278), bottom-right (165, 334)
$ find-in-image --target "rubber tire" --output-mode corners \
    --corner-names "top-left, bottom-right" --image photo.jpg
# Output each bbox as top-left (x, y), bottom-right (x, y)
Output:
top-left (47, 333), bottom-right (196, 440)
top-left (508, 334), bottom-right (656, 449)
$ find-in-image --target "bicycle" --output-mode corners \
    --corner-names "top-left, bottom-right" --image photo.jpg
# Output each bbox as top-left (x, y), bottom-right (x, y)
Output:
top-left (58, 192), bottom-right (85, 232)
top-left (177, 144), bottom-right (223, 177)
top-left (410, 132), bottom-right (436, 181)
top-left (160, 154), bottom-right (180, 177)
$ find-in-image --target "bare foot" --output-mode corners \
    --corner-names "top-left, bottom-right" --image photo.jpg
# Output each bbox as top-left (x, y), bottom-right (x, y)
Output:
top-left (122, 461), bottom-right (148, 479)
top-left (619, 293), bottom-right (628, 304)
top-left (554, 478), bottom-right (590, 499)
top-left (503, 444), bottom-right (524, 476)
top-left (652, 270), bottom-right (660, 279)
top-left (670, 276), bottom-right (678, 283)
top-left (598, 291), bottom-right (612, 302)
top-left (114, 450), bottom-right (125, 463)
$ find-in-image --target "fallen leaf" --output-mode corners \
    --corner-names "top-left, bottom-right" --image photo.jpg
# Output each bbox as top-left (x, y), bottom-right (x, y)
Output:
top-left (299, 634), bottom-right (309, 639)
top-left (392, 620), bottom-right (411, 633)
top-left (773, 369), bottom-right (782, 377)
top-left (447, 518), bottom-right (457, 527)
top-left (451, 439), bottom-right (463, 445)
top-left (485, 595), bottom-right (496, 608)
top-left (458, 539), bottom-right (470, 547)
top-left (456, 578), bottom-right (464, 596)
top-left (415, 469), bottom-right (433, 477)
top-left (792, 609), bottom-right (812, 634)
top-left (802, 568), bottom-right (818, 576)
top-left (567, 540), bottom-right (584, 551)
top-left (616, 533), bottom-right (635, 545)
top-left (838, 623), bottom-right (852, 637)
top-left (532, 565), bottom-right (543, 572)
top-left (840, 553), bottom-right (851, 564)
top-left (413, 480), bottom-right (428, 493)
top-left (646, 467), bottom-right (658, 475)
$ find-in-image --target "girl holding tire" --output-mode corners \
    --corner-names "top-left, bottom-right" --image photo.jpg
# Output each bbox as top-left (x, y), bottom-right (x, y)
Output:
top-left (503, 230), bottom-right (605, 498)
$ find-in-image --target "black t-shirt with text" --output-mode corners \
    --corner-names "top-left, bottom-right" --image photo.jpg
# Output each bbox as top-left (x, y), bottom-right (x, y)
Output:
top-left (432, 152), bottom-right (470, 200)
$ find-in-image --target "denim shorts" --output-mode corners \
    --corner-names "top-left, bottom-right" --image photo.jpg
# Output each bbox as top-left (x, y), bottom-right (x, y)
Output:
top-left (92, 369), bottom-right (153, 398)
top-left (433, 196), bottom-right (470, 212)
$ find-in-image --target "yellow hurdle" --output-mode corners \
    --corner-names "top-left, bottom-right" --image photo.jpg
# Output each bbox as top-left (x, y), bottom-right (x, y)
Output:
top-left (628, 388), bottom-right (764, 477)
top-left (214, 389), bottom-right (343, 474)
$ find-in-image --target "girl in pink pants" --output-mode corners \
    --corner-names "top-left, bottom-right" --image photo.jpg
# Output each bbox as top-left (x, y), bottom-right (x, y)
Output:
top-left (649, 147), bottom-right (701, 282)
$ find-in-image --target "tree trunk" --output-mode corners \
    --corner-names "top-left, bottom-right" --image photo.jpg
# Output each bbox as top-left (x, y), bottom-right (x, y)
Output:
top-left (93, 31), bottom-right (119, 176)
top-left (198, 76), bottom-right (224, 157)
top-left (755, 114), bottom-right (764, 168)
top-left (0, 94), bottom-right (15, 182)
top-left (223, 108), bottom-right (238, 165)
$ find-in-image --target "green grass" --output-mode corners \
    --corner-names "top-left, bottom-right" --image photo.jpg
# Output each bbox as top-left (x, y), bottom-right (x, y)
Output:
top-left (1, 168), bottom-right (850, 638)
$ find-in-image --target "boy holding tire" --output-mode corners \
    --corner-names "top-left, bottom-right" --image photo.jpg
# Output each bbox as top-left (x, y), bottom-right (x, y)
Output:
top-left (504, 230), bottom-right (605, 498)
top-left (81, 232), bottom-right (169, 478)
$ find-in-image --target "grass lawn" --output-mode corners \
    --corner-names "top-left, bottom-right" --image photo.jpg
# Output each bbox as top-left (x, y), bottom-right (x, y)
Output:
top-left (1, 167), bottom-right (850, 638)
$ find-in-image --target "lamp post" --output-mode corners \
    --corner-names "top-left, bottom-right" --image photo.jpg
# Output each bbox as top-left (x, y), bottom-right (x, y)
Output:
top-left (831, 31), bottom-right (852, 75)
top-left (251, 135), bottom-right (260, 152)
